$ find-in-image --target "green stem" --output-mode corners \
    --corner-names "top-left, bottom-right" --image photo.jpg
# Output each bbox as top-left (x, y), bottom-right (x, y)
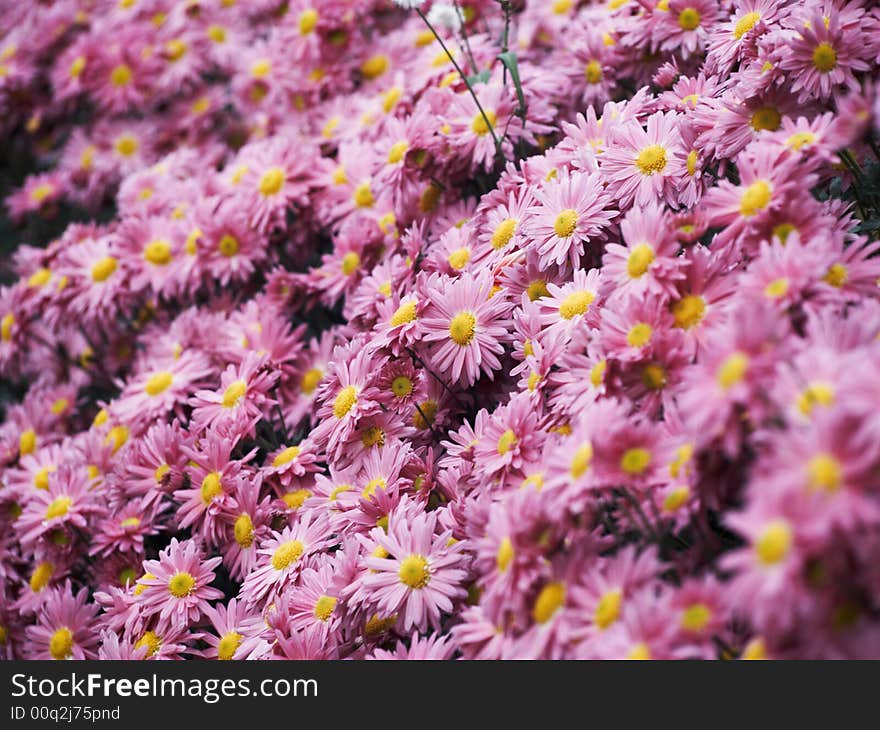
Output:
top-left (416, 9), bottom-right (502, 153)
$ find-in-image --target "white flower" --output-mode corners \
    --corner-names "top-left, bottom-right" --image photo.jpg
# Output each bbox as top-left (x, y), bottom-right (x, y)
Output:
top-left (426, 2), bottom-right (462, 30)
top-left (393, 0), bottom-right (427, 9)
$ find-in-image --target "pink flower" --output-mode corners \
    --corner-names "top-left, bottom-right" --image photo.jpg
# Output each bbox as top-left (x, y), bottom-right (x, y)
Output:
top-left (419, 270), bottom-right (511, 387)
top-left (362, 501), bottom-right (468, 632)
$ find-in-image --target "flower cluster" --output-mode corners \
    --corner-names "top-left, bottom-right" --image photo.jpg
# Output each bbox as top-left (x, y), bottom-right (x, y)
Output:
top-left (2, 0), bottom-right (880, 660)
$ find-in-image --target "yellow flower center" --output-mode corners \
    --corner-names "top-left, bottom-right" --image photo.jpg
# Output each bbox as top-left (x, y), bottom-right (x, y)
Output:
top-left (258, 167), bottom-right (285, 197)
top-left (671, 294), bottom-right (705, 329)
top-left (717, 351), bottom-right (749, 390)
top-left (314, 595), bottom-right (337, 621)
top-left (764, 277), bottom-right (789, 299)
top-left (559, 290), bottom-right (594, 319)
top-left (135, 631), bottom-right (161, 658)
top-left (30, 562), bottom-right (54, 592)
top-left (733, 11), bottom-right (760, 39)
top-left (413, 400), bottom-right (438, 430)
top-left (361, 427), bottom-right (385, 448)
top-left (90, 256), bottom-right (118, 282)
top-left (333, 385), bottom-right (358, 418)
top-left (387, 140), bottom-right (408, 165)
top-left (755, 521), bottom-right (792, 565)
top-left (642, 363), bottom-right (667, 390)
top-left (45, 496), bottom-right (72, 520)
top-left (145, 371), bottom-right (173, 396)
top-left (824, 263), bottom-right (847, 288)
top-left (447, 247), bottom-right (471, 270)
top-left (497, 429), bottom-right (517, 455)
top-left (628, 642), bottom-right (651, 660)
top-left (165, 39), bottom-right (187, 61)
top-left (120, 517), bottom-right (140, 529)
top-left (681, 603), bottom-right (712, 632)
top-left (663, 486), bottom-right (690, 512)
top-left (497, 537), bottom-right (514, 572)
top-left (361, 54), bottom-right (389, 80)
top-left (750, 106), bottom-right (780, 132)
top-left (353, 182), bottom-right (374, 208)
top-left (217, 631), bottom-right (242, 660)
top-left (214, 234), bottom-right (238, 257)
top-left (34, 465), bottom-right (56, 490)
top-left (584, 60), bottom-right (602, 84)
top-left (627, 323), bottom-right (653, 348)
top-left (114, 133), bottom-right (139, 156)
top-left (272, 540), bottom-right (304, 570)
top-left (391, 376), bottom-right (413, 397)
top-left (282, 489), bottom-right (311, 510)
top-left (390, 300), bottom-right (417, 327)
top-left (739, 180), bottom-right (772, 217)
top-left (207, 24), bottom-right (227, 43)
top-left (234, 513), bottom-right (254, 547)
top-left (532, 582), bottom-right (565, 623)
top-left (69, 55), bottom-right (86, 78)
top-left (299, 8), bottom-right (318, 34)
top-left (787, 132), bottom-right (816, 150)
top-left (570, 443), bottom-right (593, 479)
top-left (168, 571), bottom-right (195, 598)
top-left (687, 149), bottom-right (698, 176)
top-left (272, 446), bottom-right (301, 467)
top-left (620, 447), bottom-right (651, 475)
top-left (595, 588), bottom-right (622, 629)
top-left (251, 59), bottom-right (271, 78)
top-left (20, 428), bottom-right (37, 456)
top-left (449, 312), bottom-right (477, 345)
top-left (812, 42), bottom-right (837, 72)
top-left (30, 185), bottom-right (54, 204)
top-left (155, 463), bottom-right (170, 483)
top-left (399, 554), bottom-right (430, 588)
top-left (807, 453), bottom-right (842, 493)
top-left (471, 110), bottom-right (497, 136)
top-left (553, 208), bottom-right (578, 238)
top-left (635, 145), bottom-right (667, 175)
top-left (678, 7), bottom-right (700, 29)
top-left (626, 244), bottom-right (655, 278)
top-left (49, 627), bottom-right (74, 660)
top-left (301, 367), bottom-right (322, 395)
top-left (110, 63), bottom-right (132, 86)
top-left (797, 382), bottom-right (835, 416)
top-left (491, 218), bottom-right (517, 249)
top-left (1, 313), bottom-right (14, 342)
top-left (201, 472), bottom-right (223, 504)
top-left (143, 239), bottom-right (172, 265)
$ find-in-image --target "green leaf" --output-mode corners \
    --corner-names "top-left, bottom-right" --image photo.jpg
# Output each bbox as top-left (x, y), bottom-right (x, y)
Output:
top-left (497, 51), bottom-right (526, 117)
top-left (466, 69), bottom-right (491, 85)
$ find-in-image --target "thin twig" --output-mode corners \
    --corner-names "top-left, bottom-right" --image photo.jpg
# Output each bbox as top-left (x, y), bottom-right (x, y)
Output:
top-left (416, 9), bottom-right (502, 152)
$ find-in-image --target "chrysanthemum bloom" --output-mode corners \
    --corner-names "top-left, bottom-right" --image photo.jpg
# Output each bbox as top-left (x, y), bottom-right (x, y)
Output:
top-left (24, 583), bottom-right (99, 660)
top-left (601, 112), bottom-right (687, 209)
top-left (601, 203), bottom-right (686, 301)
top-left (190, 352), bottom-right (279, 436)
top-left (419, 271), bottom-right (511, 387)
top-left (201, 598), bottom-right (265, 661)
top-left (524, 170), bottom-right (616, 270)
top-left (220, 474), bottom-right (275, 581)
top-left (537, 268), bottom-right (603, 338)
top-left (310, 341), bottom-right (382, 458)
top-left (136, 538), bottom-right (222, 626)
top-left (18, 465), bottom-right (105, 548)
top-left (362, 503), bottom-right (468, 631)
top-left (776, 11), bottom-right (870, 103)
top-left (240, 513), bottom-right (335, 608)
top-left (115, 351), bottom-right (212, 423)
top-left (284, 563), bottom-right (343, 633)
top-left (235, 137), bottom-right (316, 232)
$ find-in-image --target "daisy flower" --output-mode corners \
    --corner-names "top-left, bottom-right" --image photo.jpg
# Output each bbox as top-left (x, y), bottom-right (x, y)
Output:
top-left (24, 583), bottom-right (99, 660)
top-left (419, 270), bottom-right (511, 387)
top-left (240, 512), bottom-right (335, 608)
top-left (136, 538), bottom-right (223, 627)
top-left (362, 502), bottom-right (468, 632)
top-left (524, 170), bottom-right (616, 270)
top-left (601, 112), bottom-right (687, 209)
